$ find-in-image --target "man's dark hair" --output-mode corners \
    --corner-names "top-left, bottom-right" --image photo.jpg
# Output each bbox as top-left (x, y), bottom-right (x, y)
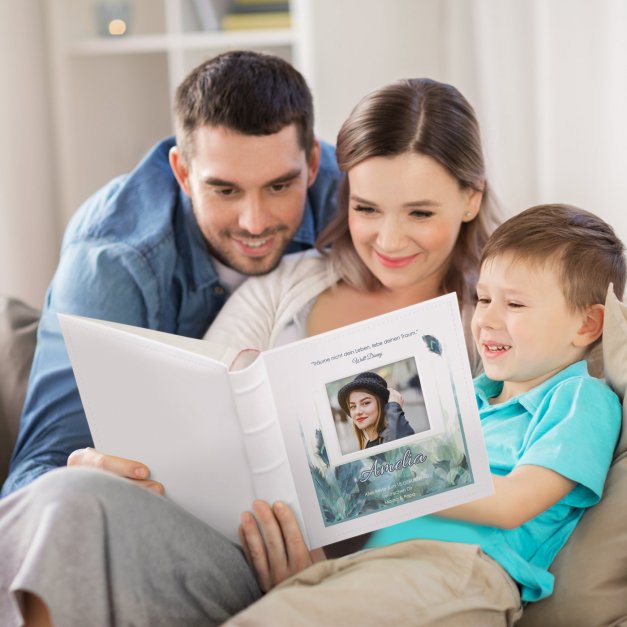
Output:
top-left (174, 50), bottom-right (314, 161)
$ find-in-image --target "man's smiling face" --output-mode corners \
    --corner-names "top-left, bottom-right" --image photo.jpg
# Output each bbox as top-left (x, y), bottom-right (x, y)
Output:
top-left (170, 124), bottom-right (320, 276)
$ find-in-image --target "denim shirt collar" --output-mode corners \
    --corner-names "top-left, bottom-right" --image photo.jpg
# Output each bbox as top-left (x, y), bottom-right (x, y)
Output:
top-left (294, 194), bottom-right (316, 247)
top-left (178, 191), bottom-right (219, 292)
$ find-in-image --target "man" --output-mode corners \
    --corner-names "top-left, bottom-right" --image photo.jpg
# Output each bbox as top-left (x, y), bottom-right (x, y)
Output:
top-left (2, 50), bottom-right (339, 496)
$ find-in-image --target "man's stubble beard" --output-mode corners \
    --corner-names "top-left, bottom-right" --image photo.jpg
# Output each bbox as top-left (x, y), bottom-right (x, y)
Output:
top-left (190, 199), bottom-right (304, 277)
top-left (204, 226), bottom-right (293, 277)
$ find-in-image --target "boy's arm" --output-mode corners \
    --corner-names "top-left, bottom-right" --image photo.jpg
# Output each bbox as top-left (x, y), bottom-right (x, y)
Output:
top-left (439, 465), bottom-right (576, 529)
top-left (236, 466), bottom-right (575, 593)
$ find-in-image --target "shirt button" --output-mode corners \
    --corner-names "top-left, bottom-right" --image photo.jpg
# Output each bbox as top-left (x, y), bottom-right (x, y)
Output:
top-left (213, 285), bottom-right (225, 295)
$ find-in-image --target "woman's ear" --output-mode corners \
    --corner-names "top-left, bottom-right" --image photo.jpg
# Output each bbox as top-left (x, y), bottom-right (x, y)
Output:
top-left (169, 146), bottom-right (191, 196)
top-left (573, 304), bottom-right (605, 348)
top-left (462, 184), bottom-right (484, 222)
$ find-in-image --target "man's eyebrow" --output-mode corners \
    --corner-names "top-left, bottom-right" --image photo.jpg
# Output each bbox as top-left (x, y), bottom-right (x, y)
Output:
top-left (203, 168), bottom-right (303, 188)
top-left (204, 176), bottom-right (238, 187)
top-left (265, 168), bottom-right (303, 186)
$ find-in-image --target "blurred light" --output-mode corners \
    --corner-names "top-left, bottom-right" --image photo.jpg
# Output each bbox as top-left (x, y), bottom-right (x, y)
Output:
top-left (108, 19), bottom-right (127, 36)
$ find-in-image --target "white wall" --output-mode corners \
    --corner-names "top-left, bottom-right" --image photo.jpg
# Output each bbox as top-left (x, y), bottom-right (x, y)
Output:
top-left (2, 0), bottom-right (626, 308)
top-left (0, 0), bottom-right (59, 307)
top-left (307, 0), bottom-right (627, 248)
top-left (306, 0), bottom-right (447, 145)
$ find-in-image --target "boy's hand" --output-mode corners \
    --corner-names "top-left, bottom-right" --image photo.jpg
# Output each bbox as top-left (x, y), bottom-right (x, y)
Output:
top-left (239, 500), bottom-right (322, 592)
top-left (67, 447), bottom-right (165, 494)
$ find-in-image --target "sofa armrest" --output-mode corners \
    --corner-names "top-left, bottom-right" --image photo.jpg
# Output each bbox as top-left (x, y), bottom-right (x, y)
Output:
top-left (0, 296), bottom-right (39, 485)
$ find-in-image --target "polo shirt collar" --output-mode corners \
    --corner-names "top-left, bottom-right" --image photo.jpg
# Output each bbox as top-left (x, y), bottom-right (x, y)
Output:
top-left (475, 360), bottom-right (589, 412)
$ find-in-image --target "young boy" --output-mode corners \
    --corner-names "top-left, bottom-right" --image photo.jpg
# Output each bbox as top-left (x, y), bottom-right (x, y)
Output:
top-left (228, 204), bottom-right (624, 626)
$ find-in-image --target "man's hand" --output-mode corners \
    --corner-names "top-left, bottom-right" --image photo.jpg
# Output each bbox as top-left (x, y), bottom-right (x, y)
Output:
top-left (67, 447), bottom-right (164, 494)
top-left (239, 500), bottom-right (323, 592)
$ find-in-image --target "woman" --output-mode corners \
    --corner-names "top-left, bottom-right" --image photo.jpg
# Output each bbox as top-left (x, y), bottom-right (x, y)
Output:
top-left (17, 78), bottom-right (502, 626)
top-left (204, 77), bottom-right (499, 378)
top-left (336, 371), bottom-right (414, 449)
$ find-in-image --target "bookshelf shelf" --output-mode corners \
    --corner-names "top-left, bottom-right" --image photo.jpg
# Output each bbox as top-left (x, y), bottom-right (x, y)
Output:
top-left (174, 27), bottom-right (297, 49)
top-left (46, 0), bottom-right (303, 223)
top-left (67, 28), bottom-right (296, 55)
top-left (66, 34), bottom-right (172, 55)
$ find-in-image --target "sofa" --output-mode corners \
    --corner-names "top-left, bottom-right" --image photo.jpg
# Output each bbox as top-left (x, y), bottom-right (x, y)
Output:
top-left (0, 296), bottom-right (38, 482)
top-left (0, 292), bottom-right (625, 626)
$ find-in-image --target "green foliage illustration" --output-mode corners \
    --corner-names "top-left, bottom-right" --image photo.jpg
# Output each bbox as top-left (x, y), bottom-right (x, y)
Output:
top-left (307, 429), bottom-right (472, 526)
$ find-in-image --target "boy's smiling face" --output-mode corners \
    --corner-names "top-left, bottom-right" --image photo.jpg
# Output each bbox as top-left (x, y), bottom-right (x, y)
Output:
top-left (471, 253), bottom-right (591, 401)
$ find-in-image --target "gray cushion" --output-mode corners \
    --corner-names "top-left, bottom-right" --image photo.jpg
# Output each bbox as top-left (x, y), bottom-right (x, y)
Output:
top-left (0, 296), bottom-right (39, 484)
top-left (518, 286), bottom-right (627, 626)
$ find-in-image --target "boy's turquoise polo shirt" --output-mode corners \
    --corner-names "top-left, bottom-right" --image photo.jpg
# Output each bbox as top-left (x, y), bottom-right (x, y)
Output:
top-left (367, 361), bottom-right (621, 602)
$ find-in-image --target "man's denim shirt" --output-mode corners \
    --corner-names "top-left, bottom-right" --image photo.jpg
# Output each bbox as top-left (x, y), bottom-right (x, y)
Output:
top-left (2, 137), bottom-right (340, 496)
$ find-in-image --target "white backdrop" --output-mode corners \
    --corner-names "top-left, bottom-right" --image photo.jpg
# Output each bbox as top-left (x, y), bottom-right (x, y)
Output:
top-left (309, 0), bottom-right (627, 245)
top-left (0, 0), bottom-right (60, 307)
top-left (468, 0), bottom-right (627, 239)
top-left (1, 0), bottom-right (626, 307)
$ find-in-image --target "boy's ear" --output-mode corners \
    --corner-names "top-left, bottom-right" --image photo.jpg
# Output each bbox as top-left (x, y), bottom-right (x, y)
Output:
top-left (573, 304), bottom-right (605, 348)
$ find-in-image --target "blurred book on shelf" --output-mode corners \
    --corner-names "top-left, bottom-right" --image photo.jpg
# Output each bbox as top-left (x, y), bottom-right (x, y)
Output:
top-left (221, 0), bottom-right (290, 30)
top-left (228, 0), bottom-right (289, 7)
top-left (191, 0), bottom-right (230, 31)
top-left (229, 1), bottom-right (289, 12)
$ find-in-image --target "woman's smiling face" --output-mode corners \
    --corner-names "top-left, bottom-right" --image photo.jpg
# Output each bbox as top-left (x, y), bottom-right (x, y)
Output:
top-left (347, 153), bottom-right (481, 298)
top-left (348, 390), bottom-right (380, 433)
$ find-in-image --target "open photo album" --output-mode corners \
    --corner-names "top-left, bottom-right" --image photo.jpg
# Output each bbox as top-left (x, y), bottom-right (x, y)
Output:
top-left (59, 292), bottom-right (492, 548)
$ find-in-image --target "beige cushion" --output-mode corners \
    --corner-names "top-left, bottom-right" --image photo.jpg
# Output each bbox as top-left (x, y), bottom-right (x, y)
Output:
top-left (0, 296), bottom-right (39, 484)
top-left (519, 286), bottom-right (627, 627)
top-left (602, 286), bottom-right (627, 457)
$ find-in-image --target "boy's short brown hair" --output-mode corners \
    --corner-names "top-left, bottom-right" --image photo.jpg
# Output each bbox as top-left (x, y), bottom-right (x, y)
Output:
top-left (480, 204), bottom-right (626, 311)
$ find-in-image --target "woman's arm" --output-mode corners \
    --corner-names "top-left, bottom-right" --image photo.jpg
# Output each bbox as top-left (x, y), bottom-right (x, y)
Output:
top-left (439, 464), bottom-right (576, 529)
top-left (205, 252), bottom-right (338, 352)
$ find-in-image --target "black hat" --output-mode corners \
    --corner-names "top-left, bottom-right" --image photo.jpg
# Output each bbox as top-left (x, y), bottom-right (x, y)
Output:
top-left (337, 372), bottom-right (389, 414)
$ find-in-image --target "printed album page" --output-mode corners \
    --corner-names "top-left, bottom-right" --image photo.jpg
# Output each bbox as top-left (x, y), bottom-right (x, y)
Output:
top-left (262, 292), bottom-right (493, 548)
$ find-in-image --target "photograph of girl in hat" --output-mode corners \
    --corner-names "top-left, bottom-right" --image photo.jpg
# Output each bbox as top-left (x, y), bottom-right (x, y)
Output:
top-left (329, 358), bottom-right (430, 455)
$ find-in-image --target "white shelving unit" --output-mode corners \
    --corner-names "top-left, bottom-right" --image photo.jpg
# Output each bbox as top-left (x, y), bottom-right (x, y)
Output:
top-left (45, 0), bottom-right (304, 224)
top-left (45, 0), bottom-right (442, 227)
